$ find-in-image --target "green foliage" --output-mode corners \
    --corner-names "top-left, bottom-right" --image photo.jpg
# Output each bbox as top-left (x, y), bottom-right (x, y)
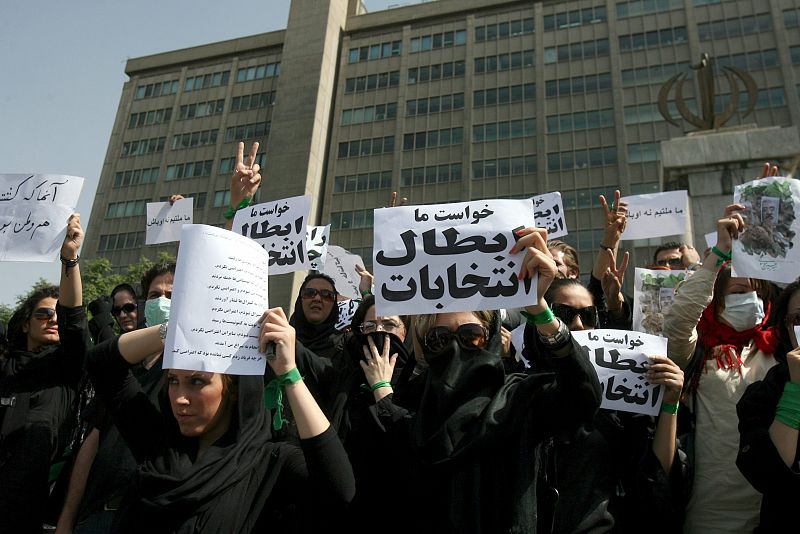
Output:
top-left (640, 272), bottom-right (686, 289)
top-left (0, 303), bottom-right (12, 326)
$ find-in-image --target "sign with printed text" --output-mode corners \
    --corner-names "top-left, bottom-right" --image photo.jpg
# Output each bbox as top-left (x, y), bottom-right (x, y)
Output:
top-left (732, 177), bottom-right (800, 284)
top-left (145, 197), bottom-right (193, 244)
top-left (306, 225), bottom-right (330, 271)
top-left (620, 190), bottom-right (688, 241)
top-left (632, 268), bottom-right (687, 337)
top-left (232, 195), bottom-right (311, 274)
top-left (164, 224), bottom-right (269, 375)
top-left (323, 245), bottom-right (364, 301)
top-left (0, 174), bottom-right (84, 262)
top-left (373, 199), bottom-right (537, 316)
top-left (572, 329), bottom-right (668, 416)
top-left (532, 192), bottom-right (567, 239)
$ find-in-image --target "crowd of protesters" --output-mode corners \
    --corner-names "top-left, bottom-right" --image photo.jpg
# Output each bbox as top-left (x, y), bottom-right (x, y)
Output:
top-left (1, 146), bottom-right (798, 534)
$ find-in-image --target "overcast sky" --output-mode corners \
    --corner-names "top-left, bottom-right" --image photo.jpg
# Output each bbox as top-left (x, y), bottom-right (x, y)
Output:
top-left (0, 0), bottom-right (399, 307)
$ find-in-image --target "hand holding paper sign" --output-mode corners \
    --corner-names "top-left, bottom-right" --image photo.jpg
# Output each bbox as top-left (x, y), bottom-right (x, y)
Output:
top-left (61, 213), bottom-right (83, 259)
top-left (355, 264), bottom-right (373, 296)
top-left (59, 213), bottom-right (84, 307)
top-left (645, 355), bottom-right (683, 404)
top-left (511, 227), bottom-right (558, 321)
top-left (259, 307), bottom-right (296, 375)
top-left (705, 203), bottom-right (746, 272)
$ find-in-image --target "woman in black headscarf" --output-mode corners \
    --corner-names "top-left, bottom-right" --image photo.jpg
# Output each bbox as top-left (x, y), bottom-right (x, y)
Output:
top-left (289, 273), bottom-right (344, 359)
top-left (86, 306), bottom-right (354, 533)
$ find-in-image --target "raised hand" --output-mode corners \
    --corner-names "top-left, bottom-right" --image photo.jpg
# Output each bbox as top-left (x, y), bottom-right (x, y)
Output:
top-left (61, 213), bottom-right (83, 259)
top-left (259, 307), bottom-right (296, 375)
top-left (646, 355), bottom-right (684, 404)
top-left (359, 334), bottom-right (397, 392)
top-left (509, 227), bottom-right (558, 314)
top-left (598, 190), bottom-right (628, 246)
top-left (386, 191), bottom-right (408, 208)
top-left (355, 264), bottom-right (374, 296)
top-left (168, 194), bottom-right (184, 205)
top-left (716, 203), bottom-right (747, 254)
top-left (230, 141), bottom-right (262, 209)
top-left (601, 249), bottom-right (629, 312)
top-left (759, 162), bottom-right (779, 178)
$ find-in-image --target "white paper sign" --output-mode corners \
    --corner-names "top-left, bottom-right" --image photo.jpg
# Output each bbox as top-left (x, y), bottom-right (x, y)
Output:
top-left (145, 198), bottom-right (193, 244)
top-left (335, 298), bottom-right (360, 332)
top-left (373, 199), bottom-right (537, 316)
top-left (572, 329), bottom-right (668, 416)
top-left (704, 231), bottom-right (717, 249)
top-left (0, 174), bottom-right (84, 261)
top-left (510, 323), bottom-right (530, 368)
top-left (632, 268), bottom-right (688, 336)
top-left (733, 177), bottom-right (800, 283)
top-left (231, 195), bottom-right (311, 274)
top-left (795, 326), bottom-right (800, 349)
top-left (164, 224), bottom-right (269, 375)
top-left (324, 245), bottom-right (364, 301)
top-left (307, 225), bottom-right (330, 271)
top-left (532, 192), bottom-right (567, 238)
top-left (620, 190), bottom-right (688, 241)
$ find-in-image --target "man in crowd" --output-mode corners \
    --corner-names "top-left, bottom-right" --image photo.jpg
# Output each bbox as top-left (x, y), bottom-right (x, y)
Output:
top-left (652, 241), bottom-right (702, 270)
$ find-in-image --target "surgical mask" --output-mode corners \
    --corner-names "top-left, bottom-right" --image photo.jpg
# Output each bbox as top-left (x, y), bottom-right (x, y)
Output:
top-left (720, 292), bottom-right (764, 332)
top-left (144, 296), bottom-right (171, 327)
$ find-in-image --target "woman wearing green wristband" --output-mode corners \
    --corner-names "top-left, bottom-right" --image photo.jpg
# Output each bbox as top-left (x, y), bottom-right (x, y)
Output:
top-left (737, 276), bottom-right (800, 532)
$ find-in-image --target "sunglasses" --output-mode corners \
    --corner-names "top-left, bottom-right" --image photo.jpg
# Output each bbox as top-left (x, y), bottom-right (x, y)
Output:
top-left (424, 323), bottom-right (488, 352)
top-left (551, 304), bottom-right (598, 328)
top-left (655, 257), bottom-right (683, 268)
top-left (32, 307), bottom-right (56, 321)
top-left (112, 303), bottom-right (137, 316)
top-left (301, 287), bottom-right (336, 301)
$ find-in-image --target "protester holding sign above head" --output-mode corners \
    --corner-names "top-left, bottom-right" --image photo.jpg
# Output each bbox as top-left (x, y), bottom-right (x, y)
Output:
top-left (0, 214), bottom-right (90, 534)
top-left (663, 195), bottom-right (778, 533)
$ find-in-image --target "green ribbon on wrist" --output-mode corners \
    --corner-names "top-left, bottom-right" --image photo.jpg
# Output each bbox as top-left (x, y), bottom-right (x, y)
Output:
top-left (711, 245), bottom-right (731, 268)
top-left (660, 401), bottom-right (680, 415)
top-left (263, 367), bottom-right (304, 430)
top-left (521, 307), bottom-right (555, 325)
top-left (360, 380), bottom-right (392, 392)
top-left (223, 197), bottom-right (252, 220)
top-left (775, 381), bottom-right (800, 430)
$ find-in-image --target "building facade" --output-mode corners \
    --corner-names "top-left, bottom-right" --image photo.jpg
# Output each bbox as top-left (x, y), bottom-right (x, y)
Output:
top-left (84, 0), bottom-right (800, 307)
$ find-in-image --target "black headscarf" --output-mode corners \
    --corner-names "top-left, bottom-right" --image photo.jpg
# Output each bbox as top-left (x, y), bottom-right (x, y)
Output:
top-left (289, 273), bottom-right (342, 359)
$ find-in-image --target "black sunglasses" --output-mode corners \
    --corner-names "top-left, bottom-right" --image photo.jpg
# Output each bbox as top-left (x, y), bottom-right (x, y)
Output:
top-left (655, 257), bottom-right (683, 268)
top-left (424, 323), bottom-right (488, 352)
top-left (32, 307), bottom-right (56, 321)
top-left (301, 287), bottom-right (336, 302)
top-left (551, 304), bottom-right (598, 328)
top-left (112, 303), bottom-right (137, 316)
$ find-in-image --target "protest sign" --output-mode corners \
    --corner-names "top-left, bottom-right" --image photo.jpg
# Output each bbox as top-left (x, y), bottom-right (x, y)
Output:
top-left (0, 174), bottom-right (84, 261)
top-left (572, 329), bottom-right (668, 416)
top-left (510, 323), bottom-right (530, 369)
top-left (732, 177), bottom-right (800, 284)
top-left (704, 231), bottom-right (717, 249)
top-left (632, 268), bottom-right (687, 336)
top-left (324, 245), bottom-right (364, 301)
top-left (532, 192), bottom-right (567, 239)
top-left (232, 195), bottom-right (311, 274)
top-left (307, 225), bottom-right (330, 271)
top-left (796, 326), bottom-right (800, 349)
top-left (620, 190), bottom-right (688, 241)
top-left (335, 298), bottom-right (360, 332)
top-left (164, 224), bottom-right (269, 375)
top-left (373, 199), bottom-right (537, 316)
top-left (145, 197), bottom-right (193, 244)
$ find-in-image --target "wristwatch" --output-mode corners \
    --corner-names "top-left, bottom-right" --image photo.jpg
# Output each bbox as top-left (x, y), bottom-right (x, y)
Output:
top-left (159, 322), bottom-right (169, 340)
top-left (537, 318), bottom-right (570, 348)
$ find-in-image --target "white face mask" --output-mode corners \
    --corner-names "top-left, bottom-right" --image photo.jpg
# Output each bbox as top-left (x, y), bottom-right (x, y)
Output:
top-left (720, 291), bottom-right (764, 332)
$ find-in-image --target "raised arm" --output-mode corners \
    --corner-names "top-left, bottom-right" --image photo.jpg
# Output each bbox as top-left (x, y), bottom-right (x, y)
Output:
top-left (509, 227), bottom-right (560, 338)
top-left (646, 355), bottom-right (684, 474)
top-left (592, 190), bottom-right (628, 280)
top-left (224, 141), bottom-right (262, 231)
top-left (59, 213), bottom-right (83, 307)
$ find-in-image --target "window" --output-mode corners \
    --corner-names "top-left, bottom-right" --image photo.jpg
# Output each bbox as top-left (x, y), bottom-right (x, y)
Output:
top-left (235, 62), bottom-right (280, 82)
top-left (121, 137), bottom-right (165, 157)
top-left (410, 31), bottom-right (465, 53)
top-left (408, 61), bottom-right (465, 84)
top-left (624, 102), bottom-right (685, 124)
top-left (792, 46), bottom-right (800, 65)
top-left (183, 70), bottom-right (230, 92)
top-left (341, 103), bottom-right (397, 125)
top-left (224, 122), bottom-right (270, 142)
top-left (230, 92), bottom-right (275, 112)
top-left (544, 39), bottom-right (608, 64)
top-left (165, 160), bottom-right (213, 181)
top-left (473, 119), bottom-right (535, 142)
top-left (178, 100), bottom-right (224, 120)
top-left (786, 8), bottom-right (800, 29)
top-left (329, 209), bottom-right (375, 230)
top-left (195, 192), bottom-right (208, 209)
top-left (333, 171), bottom-right (392, 193)
top-left (347, 41), bottom-right (401, 63)
top-left (337, 136), bottom-right (395, 158)
top-left (546, 147), bottom-right (617, 171)
top-left (128, 107), bottom-right (172, 128)
top-left (345, 70), bottom-right (400, 93)
top-left (545, 73), bottom-right (611, 97)
top-left (406, 93), bottom-right (464, 116)
top-left (400, 163), bottom-right (463, 186)
top-left (616, 0), bottom-right (682, 19)
top-left (213, 190), bottom-right (231, 208)
top-left (106, 199), bottom-right (147, 219)
top-left (134, 80), bottom-right (179, 100)
top-left (621, 62), bottom-right (689, 88)
top-left (97, 231), bottom-right (145, 252)
top-left (474, 83), bottom-right (535, 107)
top-left (171, 129), bottom-right (218, 150)
top-left (698, 14), bottom-right (772, 41)
top-left (113, 167), bottom-right (159, 188)
top-left (475, 18), bottom-right (534, 41)
top-left (475, 50), bottom-right (534, 73)
top-left (619, 27), bottom-right (687, 52)
top-left (717, 49), bottom-right (779, 71)
top-left (627, 143), bottom-right (660, 163)
top-left (546, 109), bottom-right (613, 133)
top-left (403, 127), bottom-right (463, 150)
top-left (218, 153), bottom-right (265, 174)
top-left (544, 6), bottom-right (606, 31)
top-left (472, 155), bottom-right (536, 179)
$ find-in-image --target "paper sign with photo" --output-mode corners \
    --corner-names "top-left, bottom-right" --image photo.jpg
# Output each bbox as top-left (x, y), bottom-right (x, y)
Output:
top-left (732, 177), bottom-right (800, 283)
top-left (619, 190), bottom-right (688, 241)
top-left (632, 268), bottom-right (688, 336)
top-left (145, 198), bottom-right (193, 244)
top-left (531, 192), bottom-right (567, 239)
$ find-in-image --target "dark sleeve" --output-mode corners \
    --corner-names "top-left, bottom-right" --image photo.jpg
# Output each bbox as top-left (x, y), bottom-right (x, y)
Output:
top-left (737, 364), bottom-right (800, 494)
top-left (86, 337), bottom-right (167, 462)
top-left (55, 302), bottom-right (91, 385)
top-left (89, 314), bottom-right (117, 344)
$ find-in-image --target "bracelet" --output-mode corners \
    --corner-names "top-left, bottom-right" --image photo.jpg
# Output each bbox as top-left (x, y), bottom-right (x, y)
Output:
top-left (710, 246), bottom-right (731, 268)
top-left (263, 368), bottom-right (304, 430)
top-left (660, 401), bottom-right (680, 415)
top-left (360, 289), bottom-right (372, 298)
top-left (521, 307), bottom-right (556, 325)
top-left (223, 197), bottom-right (253, 220)
top-left (775, 381), bottom-right (800, 430)
top-left (370, 380), bottom-right (392, 391)
top-left (60, 255), bottom-right (80, 278)
top-left (599, 243), bottom-right (613, 252)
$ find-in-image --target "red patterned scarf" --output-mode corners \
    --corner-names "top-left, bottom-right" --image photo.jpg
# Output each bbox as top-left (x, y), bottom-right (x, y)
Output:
top-left (697, 299), bottom-right (777, 370)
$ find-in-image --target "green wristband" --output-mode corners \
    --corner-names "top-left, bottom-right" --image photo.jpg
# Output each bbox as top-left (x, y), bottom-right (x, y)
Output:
top-left (521, 307), bottom-right (556, 325)
top-left (775, 381), bottom-right (800, 430)
top-left (263, 367), bottom-right (304, 430)
top-left (223, 197), bottom-right (253, 220)
top-left (370, 380), bottom-right (392, 391)
top-left (360, 289), bottom-right (372, 298)
top-left (711, 245), bottom-right (731, 267)
top-left (660, 401), bottom-right (680, 415)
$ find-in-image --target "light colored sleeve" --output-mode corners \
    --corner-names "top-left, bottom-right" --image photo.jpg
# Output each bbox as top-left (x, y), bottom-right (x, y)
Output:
top-left (662, 268), bottom-right (717, 369)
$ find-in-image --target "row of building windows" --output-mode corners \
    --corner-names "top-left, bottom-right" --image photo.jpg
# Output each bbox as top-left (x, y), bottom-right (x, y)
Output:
top-left (341, 103), bottom-right (397, 125)
top-left (231, 91), bottom-right (275, 112)
top-left (621, 61), bottom-right (689, 88)
top-left (543, 6), bottom-right (606, 31)
top-left (218, 153), bottom-right (266, 175)
top-left (624, 101), bottom-right (682, 125)
top-left (403, 127), bottom-right (463, 150)
top-left (618, 26), bottom-right (687, 52)
top-left (410, 30), bottom-right (466, 53)
top-left (547, 109), bottom-right (614, 134)
top-left (348, 41), bottom-right (402, 63)
top-left (473, 119), bottom-right (535, 142)
top-left (400, 163), bottom-right (463, 186)
top-left (171, 129), bottom-right (218, 150)
top-left (337, 136), bottom-right (395, 158)
top-left (165, 160), bottom-right (213, 181)
top-left (544, 38), bottom-right (609, 64)
top-left (698, 13), bottom-right (771, 42)
top-left (134, 80), bottom-right (179, 100)
top-left (408, 61), bottom-right (465, 84)
top-left (113, 167), bottom-right (159, 188)
top-left (562, 185), bottom-right (621, 210)
top-left (235, 62), bottom-right (280, 83)
top-left (107, 199), bottom-right (147, 219)
top-left (547, 146), bottom-right (617, 171)
top-left (616, 0), bottom-right (682, 19)
top-left (184, 71), bottom-right (230, 92)
top-left (330, 208), bottom-right (374, 230)
top-left (628, 142), bottom-right (660, 163)
top-left (474, 83), bottom-right (536, 107)
top-left (475, 18), bottom-right (534, 42)
top-left (98, 231), bottom-right (145, 252)
top-left (344, 71), bottom-right (400, 93)
top-left (406, 92), bottom-right (465, 116)
top-left (121, 137), bottom-right (165, 157)
top-left (225, 122), bottom-right (270, 142)
top-left (475, 50), bottom-right (535, 73)
top-left (129, 108), bottom-right (172, 128)
top-left (179, 99), bottom-right (225, 120)
top-left (546, 72), bottom-right (611, 97)
top-left (718, 49), bottom-right (779, 71)
top-left (472, 155), bottom-right (537, 179)
top-left (333, 171), bottom-right (392, 193)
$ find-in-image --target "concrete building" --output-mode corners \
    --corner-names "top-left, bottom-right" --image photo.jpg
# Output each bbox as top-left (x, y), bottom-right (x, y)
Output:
top-left (84, 0), bottom-right (800, 307)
